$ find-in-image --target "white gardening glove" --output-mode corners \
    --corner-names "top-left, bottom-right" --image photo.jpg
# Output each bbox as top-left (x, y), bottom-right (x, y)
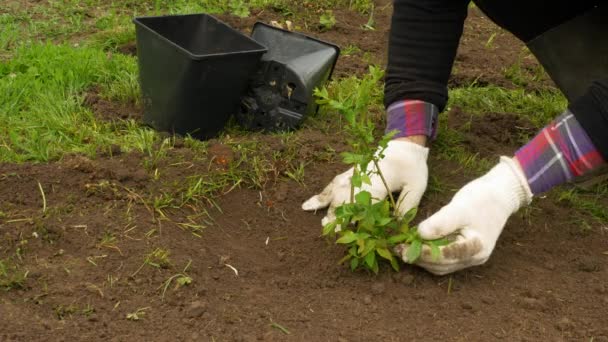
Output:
top-left (395, 156), bottom-right (533, 275)
top-left (302, 140), bottom-right (429, 226)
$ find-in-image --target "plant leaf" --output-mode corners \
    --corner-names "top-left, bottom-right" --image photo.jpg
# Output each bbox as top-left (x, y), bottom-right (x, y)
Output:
top-left (364, 250), bottom-right (376, 268)
top-left (387, 234), bottom-right (409, 245)
top-left (401, 207), bottom-right (418, 225)
top-left (356, 238), bottom-right (365, 254)
top-left (350, 257), bottom-right (359, 271)
top-left (355, 191), bottom-right (371, 205)
top-left (336, 231), bottom-right (357, 244)
top-left (361, 239), bottom-right (376, 257)
top-left (338, 254), bottom-right (352, 265)
top-left (429, 243), bottom-right (441, 261)
top-left (371, 258), bottom-right (379, 274)
top-left (376, 217), bottom-right (393, 227)
top-left (361, 174), bottom-right (371, 185)
top-left (376, 247), bottom-right (393, 261)
top-left (406, 240), bottom-right (422, 263)
top-left (389, 255), bottom-right (400, 272)
top-left (322, 221), bottom-right (336, 236)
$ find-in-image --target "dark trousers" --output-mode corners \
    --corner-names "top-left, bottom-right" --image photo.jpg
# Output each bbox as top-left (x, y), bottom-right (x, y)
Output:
top-left (472, 0), bottom-right (608, 159)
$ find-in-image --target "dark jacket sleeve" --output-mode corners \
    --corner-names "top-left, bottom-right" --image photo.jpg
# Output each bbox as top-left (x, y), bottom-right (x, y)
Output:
top-left (384, 0), bottom-right (470, 111)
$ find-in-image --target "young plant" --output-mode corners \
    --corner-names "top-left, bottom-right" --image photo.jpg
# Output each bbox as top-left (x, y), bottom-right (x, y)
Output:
top-left (315, 66), bottom-right (449, 274)
top-left (319, 10), bottom-right (337, 31)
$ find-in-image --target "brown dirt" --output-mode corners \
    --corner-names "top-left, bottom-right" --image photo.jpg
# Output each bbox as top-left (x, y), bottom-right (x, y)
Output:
top-left (215, 3), bottom-right (554, 90)
top-left (447, 107), bottom-right (537, 159)
top-left (2, 2), bottom-right (607, 342)
top-left (1, 126), bottom-right (607, 341)
top-left (83, 86), bottom-right (143, 122)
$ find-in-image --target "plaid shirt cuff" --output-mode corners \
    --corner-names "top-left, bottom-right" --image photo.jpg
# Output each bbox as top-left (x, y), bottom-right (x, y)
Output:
top-left (385, 100), bottom-right (439, 140)
top-left (515, 110), bottom-right (606, 194)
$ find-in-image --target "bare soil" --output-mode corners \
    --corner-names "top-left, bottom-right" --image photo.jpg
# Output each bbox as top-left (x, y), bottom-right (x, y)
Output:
top-left (2, 2), bottom-right (607, 342)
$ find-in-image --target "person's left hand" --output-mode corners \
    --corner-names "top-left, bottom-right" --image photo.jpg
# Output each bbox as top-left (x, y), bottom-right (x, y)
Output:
top-left (394, 157), bottom-right (533, 275)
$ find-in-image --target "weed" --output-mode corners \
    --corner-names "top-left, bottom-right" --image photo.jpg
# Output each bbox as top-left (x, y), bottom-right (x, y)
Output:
top-left (97, 232), bottom-right (122, 254)
top-left (126, 307), bottom-right (150, 321)
top-left (341, 44), bottom-right (362, 56)
top-left (349, 0), bottom-right (374, 13)
top-left (158, 260), bottom-right (193, 300)
top-left (285, 161), bottom-right (307, 185)
top-left (361, 5), bottom-right (375, 31)
top-left (145, 248), bottom-right (171, 269)
top-left (319, 10), bottom-right (337, 31)
top-left (315, 66), bottom-right (449, 273)
top-left (131, 248), bottom-right (171, 277)
top-left (0, 259), bottom-right (28, 290)
top-left (270, 320), bottom-right (290, 335)
top-left (54, 304), bottom-right (78, 320)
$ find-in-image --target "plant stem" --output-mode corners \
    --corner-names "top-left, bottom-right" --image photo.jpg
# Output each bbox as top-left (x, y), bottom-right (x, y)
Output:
top-left (373, 160), bottom-right (396, 209)
top-left (350, 167), bottom-right (356, 203)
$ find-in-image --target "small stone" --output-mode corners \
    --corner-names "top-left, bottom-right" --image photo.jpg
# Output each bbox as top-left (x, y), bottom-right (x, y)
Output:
top-left (87, 315), bottom-right (98, 322)
top-left (371, 282), bottom-right (385, 295)
top-left (401, 274), bottom-right (415, 286)
top-left (481, 296), bottom-right (494, 305)
top-left (519, 297), bottom-right (544, 311)
top-left (191, 332), bottom-right (200, 340)
top-left (277, 251), bottom-right (286, 261)
top-left (577, 257), bottom-right (602, 272)
top-left (363, 295), bottom-right (372, 305)
top-left (212, 275), bottom-right (220, 280)
top-left (187, 300), bottom-right (207, 318)
top-left (544, 262), bottom-right (556, 271)
top-left (555, 317), bottom-right (575, 332)
top-left (461, 302), bottom-right (473, 310)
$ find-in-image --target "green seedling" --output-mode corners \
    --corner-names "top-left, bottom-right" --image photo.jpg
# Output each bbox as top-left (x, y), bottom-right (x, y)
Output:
top-left (319, 10), bottom-right (337, 31)
top-left (131, 248), bottom-right (171, 277)
top-left (158, 260), bottom-right (193, 300)
top-left (315, 66), bottom-right (449, 274)
top-left (361, 5), bottom-right (376, 31)
top-left (97, 231), bottom-right (122, 254)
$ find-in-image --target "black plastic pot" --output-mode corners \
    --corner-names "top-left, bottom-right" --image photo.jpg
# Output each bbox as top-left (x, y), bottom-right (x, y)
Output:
top-left (237, 23), bottom-right (340, 132)
top-left (133, 14), bottom-right (267, 139)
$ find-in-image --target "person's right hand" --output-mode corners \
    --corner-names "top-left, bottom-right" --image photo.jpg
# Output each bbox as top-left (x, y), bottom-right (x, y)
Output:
top-left (302, 139), bottom-right (430, 227)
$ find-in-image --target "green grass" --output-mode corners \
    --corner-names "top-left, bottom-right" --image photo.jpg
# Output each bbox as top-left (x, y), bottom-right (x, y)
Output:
top-left (0, 258), bottom-right (28, 290)
top-left (0, 42), bottom-right (153, 162)
top-left (448, 85), bottom-right (567, 127)
top-left (557, 184), bottom-right (608, 223)
top-left (2, 0), bottom-right (371, 53)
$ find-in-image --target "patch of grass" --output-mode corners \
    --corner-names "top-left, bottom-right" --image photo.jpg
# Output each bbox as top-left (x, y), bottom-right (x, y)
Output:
top-left (503, 49), bottom-right (548, 88)
top-left (557, 185), bottom-right (608, 224)
top-left (131, 247), bottom-right (171, 277)
top-left (0, 259), bottom-right (28, 290)
top-left (0, 42), bottom-right (156, 162)
top-left (447, 86), bottom-right (566, 128)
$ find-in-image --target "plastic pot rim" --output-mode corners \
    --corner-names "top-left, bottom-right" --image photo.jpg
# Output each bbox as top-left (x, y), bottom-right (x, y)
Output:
top-left (251, 21), bottom-right (341, 80)
top-left (133, 13), bottom-right (268, 61)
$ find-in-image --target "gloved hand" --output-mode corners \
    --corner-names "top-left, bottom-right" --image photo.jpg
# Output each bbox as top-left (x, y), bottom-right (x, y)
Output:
top-left (395, 157), bottom-right (533, 275)
top-left (302, 140), bottom-right (429, 226)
